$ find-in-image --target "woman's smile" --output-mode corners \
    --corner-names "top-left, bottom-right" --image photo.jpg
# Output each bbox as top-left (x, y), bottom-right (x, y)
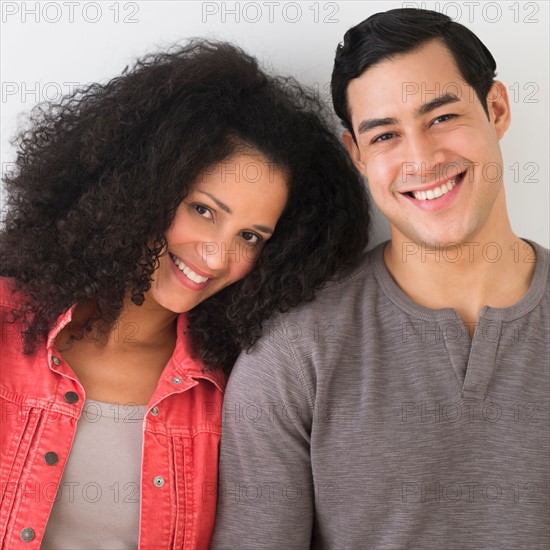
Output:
top-left (169, 252), bottom-right (213, 289)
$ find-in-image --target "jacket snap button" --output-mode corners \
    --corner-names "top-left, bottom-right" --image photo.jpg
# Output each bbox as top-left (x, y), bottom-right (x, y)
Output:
top-left (64, 391), bottom-right (79, 404)
top-left (153, 476), bottom-right (165, 487)
top-left (150, 406), bottom-right (159, 416)
top-left (20, 527), bottom-right (35, 542)
top-left (52, 356), bottom-right (61, 366)
top-left (44, 452), bottom-right (59, 465)
top-left (172, 376), bottom-right (182, 385)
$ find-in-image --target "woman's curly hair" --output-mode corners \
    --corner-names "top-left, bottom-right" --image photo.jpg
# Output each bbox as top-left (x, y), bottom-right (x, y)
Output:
top-left (1, 40), bottom-right (370, 373)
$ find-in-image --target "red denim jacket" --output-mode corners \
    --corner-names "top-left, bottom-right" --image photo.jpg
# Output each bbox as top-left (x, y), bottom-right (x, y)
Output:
top-left (0, 278), bottom-right (226, 549)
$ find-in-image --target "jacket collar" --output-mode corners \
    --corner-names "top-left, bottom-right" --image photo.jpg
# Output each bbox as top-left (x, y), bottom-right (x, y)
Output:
top-left (170, 312), bottom-right (227, 392)
top-left (46, 304), bottom-right (227, 392)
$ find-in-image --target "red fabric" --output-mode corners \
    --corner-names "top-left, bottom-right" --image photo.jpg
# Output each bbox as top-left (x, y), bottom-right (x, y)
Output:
top-left (0, 278), bottom-right (226, 549)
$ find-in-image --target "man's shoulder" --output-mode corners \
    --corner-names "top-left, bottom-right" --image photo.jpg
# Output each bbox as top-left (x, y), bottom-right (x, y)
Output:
top-left (269, 242), bottom-right (383, 325)
top-left (533, 240), bottom-right (550, 265)
top-left (530, 239), bottom-right (549, 255)
top-left (255, 243), bottom-right (387, 361)
top-left (526, 239), bottom-right (549, 291)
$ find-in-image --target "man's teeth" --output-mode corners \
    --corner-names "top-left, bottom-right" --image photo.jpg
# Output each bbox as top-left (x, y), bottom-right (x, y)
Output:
top-left (412, 179), bottom-right (458, 201)
top-left (170, 254), bottom-right (209, 283)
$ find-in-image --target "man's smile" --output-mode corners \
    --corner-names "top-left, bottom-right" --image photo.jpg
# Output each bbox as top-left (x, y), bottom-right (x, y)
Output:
top-left (399, 171), bottom-right (467, 211)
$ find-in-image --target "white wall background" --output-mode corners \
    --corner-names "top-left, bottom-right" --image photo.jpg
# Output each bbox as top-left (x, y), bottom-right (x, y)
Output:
top-left (1, 0), bottom-right (548, 247)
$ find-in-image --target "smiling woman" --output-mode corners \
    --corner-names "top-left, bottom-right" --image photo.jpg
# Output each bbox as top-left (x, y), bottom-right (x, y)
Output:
top-left (0, 41), bottom-right (370, 549)
top-left (152, 151), bottom-right (288, 314)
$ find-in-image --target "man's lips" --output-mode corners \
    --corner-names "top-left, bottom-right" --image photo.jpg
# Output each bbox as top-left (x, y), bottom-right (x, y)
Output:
top-left (399, 171), bottom-right (466, 200)
top-left (398, 171), bottom-right (466, 195)
top-left (399, 171), bottom-right (466, 211)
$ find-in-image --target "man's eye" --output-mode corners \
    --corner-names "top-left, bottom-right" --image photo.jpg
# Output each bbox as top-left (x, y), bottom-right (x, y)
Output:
top-left (241, 231), bottom-right (261, 245)
top-left (432, 114), bottom-right (457, 125)
top-left (372, 133), bottom-right (396, 144)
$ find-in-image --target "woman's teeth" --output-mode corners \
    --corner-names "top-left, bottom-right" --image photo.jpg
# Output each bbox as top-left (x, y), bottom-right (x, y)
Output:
top-left (412, 178), bottom-right (458, 201)
top-left (170, 254), bottom-right (209, 283)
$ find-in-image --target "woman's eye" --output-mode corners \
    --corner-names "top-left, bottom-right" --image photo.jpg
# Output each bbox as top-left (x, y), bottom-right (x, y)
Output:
top-left (432, 113), bottom-right (457, 125)
top-left (192, 204), bottom-right (213, 219)
top-left (241, 231), bottom-right (261, 245)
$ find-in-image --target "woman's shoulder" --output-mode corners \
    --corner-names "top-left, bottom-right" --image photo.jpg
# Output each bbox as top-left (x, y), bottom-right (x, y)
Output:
top-left (0, 278), bottom-right (33, 358)
top-left (0, 277), bottom-right (29, 313)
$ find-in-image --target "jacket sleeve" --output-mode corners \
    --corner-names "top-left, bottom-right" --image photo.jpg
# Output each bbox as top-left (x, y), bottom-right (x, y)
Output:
top-left (210, 322), bottom-right (314, 549)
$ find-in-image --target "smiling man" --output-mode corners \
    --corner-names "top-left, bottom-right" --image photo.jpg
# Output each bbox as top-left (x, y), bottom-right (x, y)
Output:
top-left (212, 9), bottom-right (549, 549)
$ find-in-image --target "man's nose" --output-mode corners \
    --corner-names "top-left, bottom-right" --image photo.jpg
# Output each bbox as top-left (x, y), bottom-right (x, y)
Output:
top-left (403, 133), bottom-right (445, 181)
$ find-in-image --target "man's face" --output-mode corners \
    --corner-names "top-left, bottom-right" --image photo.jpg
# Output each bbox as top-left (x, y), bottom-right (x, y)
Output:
top-left (343, 39), bottom-right (511, 248)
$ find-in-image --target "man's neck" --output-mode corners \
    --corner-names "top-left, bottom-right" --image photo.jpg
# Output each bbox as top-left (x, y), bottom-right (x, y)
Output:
top-left (384, 229), bottom-right (536, 336)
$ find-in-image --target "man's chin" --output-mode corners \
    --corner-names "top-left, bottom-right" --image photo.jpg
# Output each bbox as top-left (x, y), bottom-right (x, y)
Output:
top-left (400, 226), bottom-right (477, 251)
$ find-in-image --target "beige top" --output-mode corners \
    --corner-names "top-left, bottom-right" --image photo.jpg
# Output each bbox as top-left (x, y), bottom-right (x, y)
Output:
top-left (41, 399), bottom-right (147, 549)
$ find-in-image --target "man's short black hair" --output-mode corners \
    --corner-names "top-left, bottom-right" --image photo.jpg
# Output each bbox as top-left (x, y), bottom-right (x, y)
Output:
top-left (331, 8), bottom-right (497, 136)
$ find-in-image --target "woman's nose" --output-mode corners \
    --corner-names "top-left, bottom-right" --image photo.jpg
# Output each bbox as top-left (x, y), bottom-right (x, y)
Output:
top-left (198, 239), bottom-right (234, 272)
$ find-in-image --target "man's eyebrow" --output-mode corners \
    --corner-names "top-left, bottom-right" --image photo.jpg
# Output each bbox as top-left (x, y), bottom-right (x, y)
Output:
top-left (356, 93), bottom-right (462, 135)
top-left (357, 117), bottom-right (398, 135)
top-left (415, 93), bottom-right (461, 116)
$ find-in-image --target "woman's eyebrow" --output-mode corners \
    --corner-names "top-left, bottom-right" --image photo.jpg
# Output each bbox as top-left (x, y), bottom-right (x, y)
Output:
top-left (196, 191), bottom-right (232, 213)
top-left (252, 225), bottom-right (273, 235)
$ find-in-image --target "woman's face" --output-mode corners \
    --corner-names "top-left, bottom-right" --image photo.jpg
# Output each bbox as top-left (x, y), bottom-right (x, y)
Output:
top-left (146, 151), bottom-right (288, 314)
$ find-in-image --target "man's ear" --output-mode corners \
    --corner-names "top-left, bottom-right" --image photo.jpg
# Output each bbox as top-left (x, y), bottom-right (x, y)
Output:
top-left (342, 130), bottom-right (367, 176)
top-left (486, 81), bottom-right (511, 139)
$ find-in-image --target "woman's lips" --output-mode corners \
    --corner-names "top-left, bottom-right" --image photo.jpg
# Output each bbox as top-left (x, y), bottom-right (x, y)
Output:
top-left (169, 253), bottom-right (213, 291)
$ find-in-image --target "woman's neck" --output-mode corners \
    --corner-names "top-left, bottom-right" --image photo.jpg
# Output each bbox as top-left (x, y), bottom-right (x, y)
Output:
top-left (54, 294), bottom-right (179, 405)
top-left (64, 292), bottom-right (179, 352)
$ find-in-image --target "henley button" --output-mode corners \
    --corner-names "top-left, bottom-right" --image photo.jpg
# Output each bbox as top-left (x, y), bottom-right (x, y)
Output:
top-left (150, 406), bottom-right (159, 416)
top-left (172, 376), bottom-right (182, 385)
top-left (20, 528), bottom-right (35, 542)
top-left (44, 452), bottom-right (59, 465)
top-left (64, 391), bottom-right (79, 404)
top-left (52, 356), bottom-right (61, 366)
top-left (153, 476), bottom-right (165, 487)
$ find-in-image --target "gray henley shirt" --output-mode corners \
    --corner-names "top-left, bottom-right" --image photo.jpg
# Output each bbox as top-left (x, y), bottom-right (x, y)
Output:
top-left (212, 240), bottom-right (549, 550)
